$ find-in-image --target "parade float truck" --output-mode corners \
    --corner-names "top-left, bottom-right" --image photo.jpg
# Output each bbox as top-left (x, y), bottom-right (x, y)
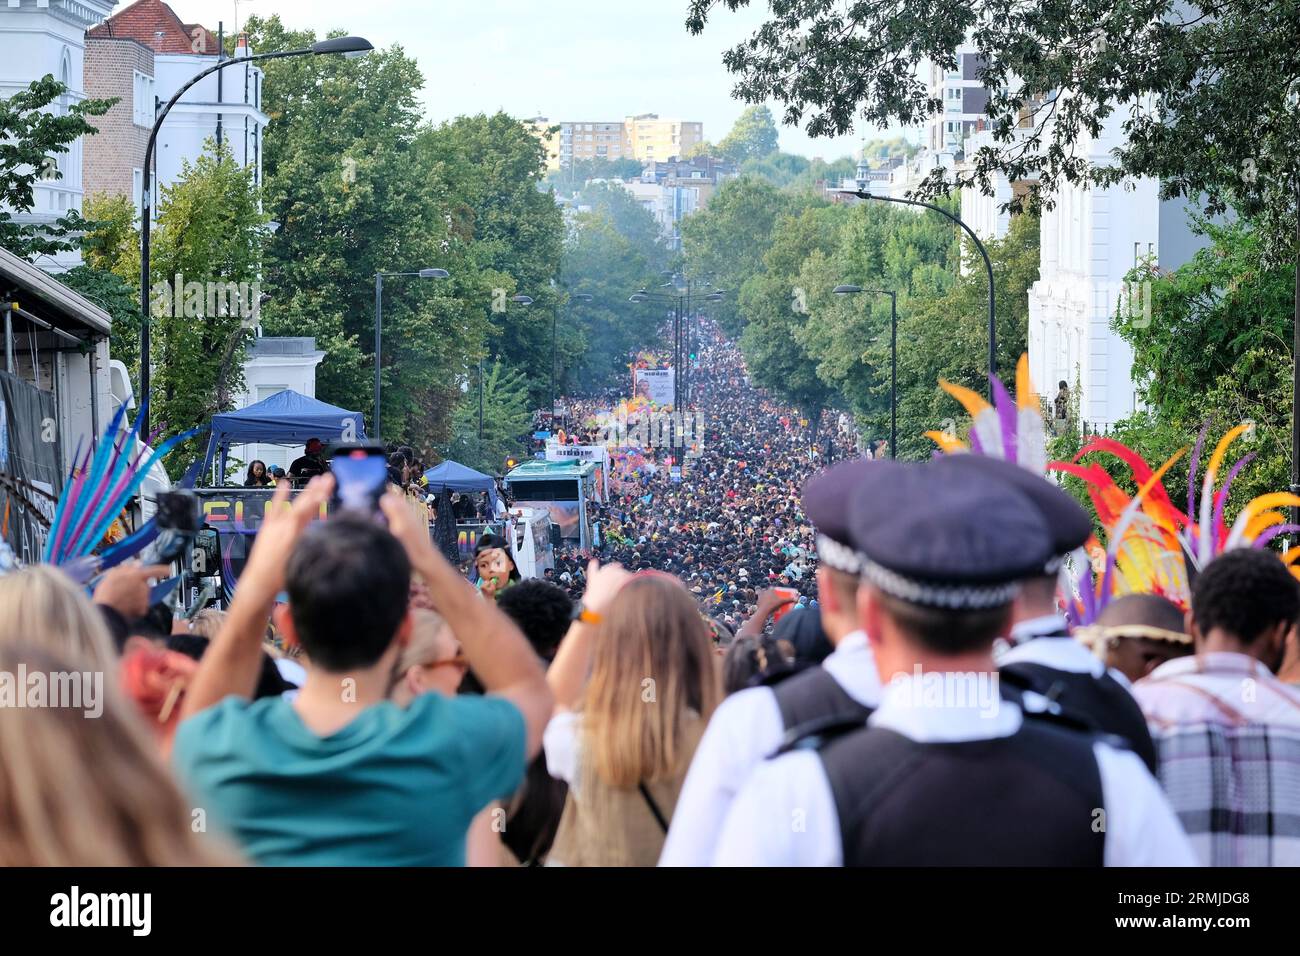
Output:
top-left (503, 459), bottom-right (605, 551)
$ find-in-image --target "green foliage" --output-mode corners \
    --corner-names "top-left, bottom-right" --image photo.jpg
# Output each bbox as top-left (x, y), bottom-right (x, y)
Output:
top-left (893, 209), bottom-right (1039, 458)
top-left (686, 0), bottom-right (1300, 251)
top-left (717, 105), bottom-right (780, 164)
top-left (81, 193), bottom-right (140, 279)
top-left (442, 360), bottom-right (533, 474)
top-left (572, 180), bottom-right (668, 273)
top-left (417, 112), bottom-right (564, 412)
top-left (561, 212), bottom-right (661, 392)
top-left (56, 265), bottom-right (140, 372)
top-left (544, 156), bottom-right (644, 193)
top-left (148, 142), bottom-right (267, 474)
top-left (737, 204), bottom-right (849, 415)
top-left (679, 176), bottom-right (808, 335)
top-left (739, 151), bottom-right (811, 187)
top-left (0, 76), bottom-right (114, 259)
top-left (1109, 217), bottom-right (1293, 514)
top-left (246, 15), bottom-right (493, 452)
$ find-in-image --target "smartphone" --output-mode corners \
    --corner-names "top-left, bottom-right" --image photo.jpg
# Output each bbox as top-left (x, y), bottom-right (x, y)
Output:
top-left (328, 443), bottom-right (389, 516)
top-left (150, 490), bottom-right (200, 564)
top-left (156, 490), bottom-right (200, 534)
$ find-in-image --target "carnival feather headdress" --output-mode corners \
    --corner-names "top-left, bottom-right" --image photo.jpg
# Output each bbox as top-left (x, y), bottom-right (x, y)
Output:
top-left (42, 395), bottom-right (204, 582)
top-left (1050, 422), bottom-right (1300, 623)
top-left (924, 354), bottom-right (1048, 474)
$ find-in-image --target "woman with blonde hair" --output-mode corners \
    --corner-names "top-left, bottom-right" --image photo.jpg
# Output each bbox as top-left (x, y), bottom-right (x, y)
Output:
top-left (0, 564), bottom-right (116, 670)
top-left (0, 642), bottom-right (240, 865)
top-left (388, 608), bottom-right (467, 705)
top-left (544, 563), bottom-right (720, 865)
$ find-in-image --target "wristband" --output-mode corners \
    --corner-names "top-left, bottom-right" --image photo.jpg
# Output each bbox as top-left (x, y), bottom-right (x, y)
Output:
top-left (570, 603), bottom-right (602, 625)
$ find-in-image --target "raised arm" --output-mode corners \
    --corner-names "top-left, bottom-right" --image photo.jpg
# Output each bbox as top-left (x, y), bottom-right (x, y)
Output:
top-left (547, 560), bottom-right (632, 713)
top-left (380, 491), bottom-right (552, 759)
top-left (181, 476), bottom-right (332, 720)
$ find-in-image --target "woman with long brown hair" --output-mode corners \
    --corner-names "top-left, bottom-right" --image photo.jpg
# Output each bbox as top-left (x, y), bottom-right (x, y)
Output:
top-left (0, 642), bottom-right (240, 865)
top-left (543, 563), bottom-right (720, 865)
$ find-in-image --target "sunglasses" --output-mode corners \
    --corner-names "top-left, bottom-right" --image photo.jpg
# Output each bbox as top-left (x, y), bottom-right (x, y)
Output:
top-left (425, 649), bottom-right (468, 670)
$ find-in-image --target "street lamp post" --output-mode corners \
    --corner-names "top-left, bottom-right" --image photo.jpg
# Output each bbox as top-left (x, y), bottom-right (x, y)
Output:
top-left (480, 294), bottom-right (533, 441)
top-left (137, 35), bottom-right (374, 436)
top-left (557, 293), bottom-right (593, 424)
top-left (629, 283), bottom-right (724, 408)
top-left (374, 268), bottom-right (450, 441)
top-left (835, 285), bottom-right (897, 459)
top-left (841, 188), bottom-right (997, 395)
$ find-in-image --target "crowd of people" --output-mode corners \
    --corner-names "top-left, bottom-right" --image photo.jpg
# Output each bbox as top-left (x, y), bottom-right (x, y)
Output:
top-left (3, 321), bottom-right (1300, 870)
top-left (542, 329), bottom-right (854, 639)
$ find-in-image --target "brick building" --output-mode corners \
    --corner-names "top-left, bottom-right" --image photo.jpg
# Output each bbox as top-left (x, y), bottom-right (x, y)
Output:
top-left (83, 35), bottom-right (154, 215)
top-left (85, 0), bottom-right (267, 211)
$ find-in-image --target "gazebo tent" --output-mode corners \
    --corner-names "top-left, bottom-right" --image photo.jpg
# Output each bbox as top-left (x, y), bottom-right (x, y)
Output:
top-left (422, 459), bottom-right (499, 511)
top-left (203, 389), bottom-right (366, 484)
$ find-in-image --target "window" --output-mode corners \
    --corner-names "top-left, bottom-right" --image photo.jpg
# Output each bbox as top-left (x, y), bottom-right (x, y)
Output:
top-left (257, 385), bottom-right (288, 402)
top-left (132, 70), bottom-right (155, 127)
top-left (132, 168), bottom-right (143, 218)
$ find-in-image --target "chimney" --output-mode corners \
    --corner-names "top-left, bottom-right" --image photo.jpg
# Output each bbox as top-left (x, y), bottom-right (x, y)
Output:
top-left (235, 32), bottom-right (251, 58)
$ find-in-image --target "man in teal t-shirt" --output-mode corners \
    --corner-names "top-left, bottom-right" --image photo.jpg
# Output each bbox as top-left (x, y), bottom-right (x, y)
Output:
top-left (173, 478), bottom-right (553, 866)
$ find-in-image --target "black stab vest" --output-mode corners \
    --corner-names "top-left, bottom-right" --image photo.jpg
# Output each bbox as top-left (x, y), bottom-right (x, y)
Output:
top-left (766, 664), bottom-right (872, 736)
top-left (999, 657), bottom-right (1159, 774)
top-left (818, 718), bottom-right (1107, 866)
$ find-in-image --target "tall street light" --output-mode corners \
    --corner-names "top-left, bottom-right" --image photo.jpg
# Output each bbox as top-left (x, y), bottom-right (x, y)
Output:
top-left (840, 188), bottom-right (996, 396)
top-left (481, 294), bottom-right (532, 440)
top-left (557, 293), bottom-right (593, 423)
top-left (138, 35), bottom-right (374, 435)
top-left (374, 268), bottom-right (450, 441)
top-left (629, 284), bottom-right (724, 407)
top-left (835, 284), bottom-right (898, 459)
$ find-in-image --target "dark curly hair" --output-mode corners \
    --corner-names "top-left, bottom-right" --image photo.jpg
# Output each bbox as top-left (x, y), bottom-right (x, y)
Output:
top-left (495, 578), bottom-right (574, 662)
top-left (1192, 550), bottom-right (1300, 651)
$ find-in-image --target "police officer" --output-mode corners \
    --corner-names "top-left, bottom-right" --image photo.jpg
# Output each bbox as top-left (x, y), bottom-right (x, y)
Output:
top-left (712, 463), bottom-right (1195, 865)
top-left (932, 453), bottom-right (1158, 772)
top-left (659, 458), bottom-right (903, 866)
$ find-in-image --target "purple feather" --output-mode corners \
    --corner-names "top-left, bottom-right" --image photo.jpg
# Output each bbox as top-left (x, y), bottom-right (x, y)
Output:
top-left (1211, 451), bottom-right (1256, 551)
top-left (1078, 564), bottom-right (1096, 622)
top-left (1187, 419), bottom-right (1211, 520)
top-left (968, 427), bottom-right (984, 455)
top-left (48, 443), bottom-right (92, 563)
top-left (989, 373), bottom-right (1018, 461)
top-left (1251, 524), bottom-right (1300, 549)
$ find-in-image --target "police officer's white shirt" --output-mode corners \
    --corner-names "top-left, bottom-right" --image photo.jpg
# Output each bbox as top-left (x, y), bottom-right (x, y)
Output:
top-left (658, 630), bottom-right (879, 867)
top-left (711, 672), bottom-right (1199, 867)
top-left (999, 613), bottom-right (1134, 689)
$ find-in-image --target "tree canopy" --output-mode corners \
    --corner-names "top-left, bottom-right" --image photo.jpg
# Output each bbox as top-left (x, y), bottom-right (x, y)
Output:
top-left (686, 0), bottom-right (1300, 250)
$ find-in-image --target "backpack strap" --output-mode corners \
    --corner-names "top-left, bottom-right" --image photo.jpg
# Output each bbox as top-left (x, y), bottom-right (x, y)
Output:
top-left (638, 782), bottom-right (669, 833)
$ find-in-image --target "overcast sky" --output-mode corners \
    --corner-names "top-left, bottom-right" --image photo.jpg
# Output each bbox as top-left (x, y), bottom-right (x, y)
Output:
top-left (164, 0), bottom-right (902, 160)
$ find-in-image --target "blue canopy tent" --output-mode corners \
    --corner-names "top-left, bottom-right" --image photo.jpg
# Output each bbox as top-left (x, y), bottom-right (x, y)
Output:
top-left (422, 459), bottom-right (499, 511)
top-left (203, 389), bottom-right (367, 485)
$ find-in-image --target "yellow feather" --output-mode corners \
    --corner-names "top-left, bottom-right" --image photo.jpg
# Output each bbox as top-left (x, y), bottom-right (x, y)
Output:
top-left (1204, 424), bottom-right (1250, 482)
top-left (1236, 493), bottom-right (1300, 527)
top-left (937, 378), bottom-right (991, 420)
top-left (924, 430), bottom-right (967, 454)
top-left (1015, 353), bottom-right (1037, 412)
top-left (1244, 510), bottom-right (1286, 542)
